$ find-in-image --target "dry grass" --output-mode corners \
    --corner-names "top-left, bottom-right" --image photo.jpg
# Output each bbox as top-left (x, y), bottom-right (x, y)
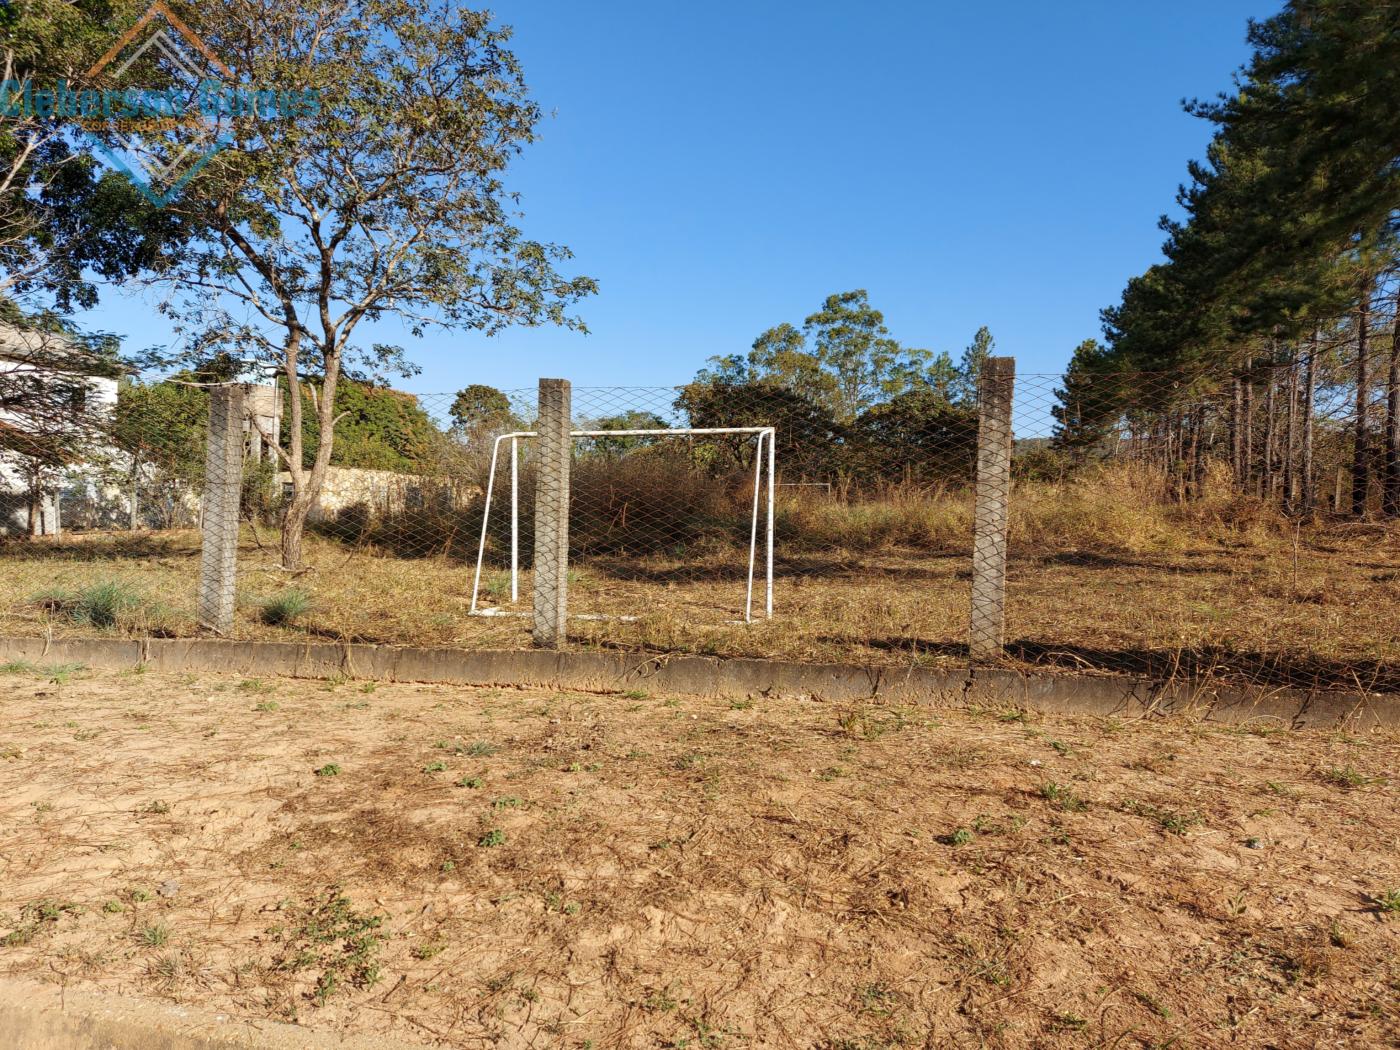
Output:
top-left (2, 466), bottom-right (1398, 692)
top-left (0, 668), bottom-right (1396, 1047)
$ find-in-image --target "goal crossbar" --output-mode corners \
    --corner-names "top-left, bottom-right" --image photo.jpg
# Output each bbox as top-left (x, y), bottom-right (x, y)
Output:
top-left (468, 427), bottom-right (776, 623)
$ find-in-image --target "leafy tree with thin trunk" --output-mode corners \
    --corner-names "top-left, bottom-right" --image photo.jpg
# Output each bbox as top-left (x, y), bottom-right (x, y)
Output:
top-left (129, 0), bottom-right (595, 569)
top-left (694, 290), bottom-right (958, 423)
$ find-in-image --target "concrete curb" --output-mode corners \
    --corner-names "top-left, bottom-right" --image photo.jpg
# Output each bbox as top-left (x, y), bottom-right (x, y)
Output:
top-left (0, 635), bottom-right (1394, 728)
top-left (0, 976), bottom-right (420, 1050)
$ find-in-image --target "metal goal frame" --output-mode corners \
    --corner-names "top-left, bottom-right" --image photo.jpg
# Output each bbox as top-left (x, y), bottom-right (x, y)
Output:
top-left (468, 426), bottom-right (776, 623)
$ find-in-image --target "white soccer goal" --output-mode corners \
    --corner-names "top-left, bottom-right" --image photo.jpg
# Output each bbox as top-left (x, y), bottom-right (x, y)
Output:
top-left (468, 426), bottom-right (776, 623)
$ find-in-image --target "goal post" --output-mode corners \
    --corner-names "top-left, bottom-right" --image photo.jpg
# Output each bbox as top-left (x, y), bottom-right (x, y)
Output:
top-left (469, 426), bottom-right (776, 623)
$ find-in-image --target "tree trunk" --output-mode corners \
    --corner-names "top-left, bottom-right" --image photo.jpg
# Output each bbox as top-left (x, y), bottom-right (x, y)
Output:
top-left (1384, 297), bottom-right (1400, 518)
top-left (1283, 355), bottom-right (1297, 508)
top-left (280, 493), bottom-right (312, 570)
top-left (280, 346), bottom-right (343, 570)
top-left (1243, 359), bottom-right (1255, 495)
top-left (1352, 288), bottom-right (1372, 517)
top-left (1264, 374), bottom-right (1277, 500)
top-left (1187, 407), bottom-right (1204, 499)
top-left (1231, 376), bottom-right (1243, 488)
top-left (28, 483), bottom-right (40, 539)
top-left (129, 453), bottom-right (141, 531)
top-left (1302, 335), bottom-right (1316, 513)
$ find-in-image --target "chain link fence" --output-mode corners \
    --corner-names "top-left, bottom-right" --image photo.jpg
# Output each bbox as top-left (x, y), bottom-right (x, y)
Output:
top-left (1, 349), bottom-right (1396, 694)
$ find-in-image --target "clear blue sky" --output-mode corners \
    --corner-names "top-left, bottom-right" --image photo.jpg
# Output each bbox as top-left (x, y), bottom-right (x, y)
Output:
top-left (86, 0), bottom-right (1280, 393)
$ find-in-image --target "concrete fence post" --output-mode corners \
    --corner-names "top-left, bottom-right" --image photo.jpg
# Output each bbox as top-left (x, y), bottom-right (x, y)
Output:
top-left (532, 378), bottom-right (571, 648)
top-left (970, 356), bottom-right (1015, 661)
top-left (197, 384), bottom-right (245, 634)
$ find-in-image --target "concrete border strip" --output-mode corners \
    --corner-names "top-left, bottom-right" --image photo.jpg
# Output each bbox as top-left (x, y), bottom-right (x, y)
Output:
top-left (0, 635), bottom-right (1393, 728)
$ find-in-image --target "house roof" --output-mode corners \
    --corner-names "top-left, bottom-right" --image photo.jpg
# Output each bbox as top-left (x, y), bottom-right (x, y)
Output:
top-left (0, 322), bottom-right (128, 378)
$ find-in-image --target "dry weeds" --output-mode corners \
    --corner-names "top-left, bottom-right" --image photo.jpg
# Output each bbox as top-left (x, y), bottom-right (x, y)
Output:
top-left (3, 467), bottom-right (1399, 692)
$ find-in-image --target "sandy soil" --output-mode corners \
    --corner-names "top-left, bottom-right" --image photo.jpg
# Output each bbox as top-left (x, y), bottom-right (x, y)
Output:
top-left (0, 665), bottom-right (1397, 1048)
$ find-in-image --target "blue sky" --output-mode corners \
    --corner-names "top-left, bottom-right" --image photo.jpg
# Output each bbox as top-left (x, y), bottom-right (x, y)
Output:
top-left (86, 0), bottom-right (1279, 394)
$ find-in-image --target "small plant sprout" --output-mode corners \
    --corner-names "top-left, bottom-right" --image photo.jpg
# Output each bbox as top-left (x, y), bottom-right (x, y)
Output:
top-left (314, 763), bottom-right (341, 777)
top-left (140, 923), bottom-right (169, 947)
top-left (1039, 782), bottom-right (1087, 812)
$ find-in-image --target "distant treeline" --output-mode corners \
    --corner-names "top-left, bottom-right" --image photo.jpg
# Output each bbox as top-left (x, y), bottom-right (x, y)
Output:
top-left (1056, 0), bottom-right (1400, 517)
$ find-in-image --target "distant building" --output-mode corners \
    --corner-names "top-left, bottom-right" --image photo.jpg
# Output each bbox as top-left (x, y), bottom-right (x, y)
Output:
top-left (0, 325), bottom-right (287, 538)
top-left (0, 323), bottom-right (122, 538)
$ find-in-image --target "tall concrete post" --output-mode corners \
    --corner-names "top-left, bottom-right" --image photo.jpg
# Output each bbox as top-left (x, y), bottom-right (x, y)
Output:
top-left (532, 378), bottom-right (571, 648)
top-left (970, 356), bottom-right (1015, 661)
top-left (198, 384), bottom-right (245, 634)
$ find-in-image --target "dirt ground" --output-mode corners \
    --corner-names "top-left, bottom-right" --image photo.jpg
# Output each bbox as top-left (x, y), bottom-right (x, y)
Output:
top-left (0, 666), bottom-right (1397, 1048)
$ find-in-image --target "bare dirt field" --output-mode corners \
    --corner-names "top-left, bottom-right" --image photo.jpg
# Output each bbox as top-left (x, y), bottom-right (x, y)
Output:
top-left (1, 665), bottom-right (1397, 1048)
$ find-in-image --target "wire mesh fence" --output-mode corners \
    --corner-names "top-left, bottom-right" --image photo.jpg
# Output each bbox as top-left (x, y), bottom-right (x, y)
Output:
top-left (1, 349), bottom-right (1397, 694)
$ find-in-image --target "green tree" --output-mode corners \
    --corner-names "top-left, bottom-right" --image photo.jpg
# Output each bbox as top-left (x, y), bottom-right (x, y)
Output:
top-left (449, 384), bottom-right (516, 440)
top-left (1051, 339), bottom-right (1124, 454)
top-left (580, 410), bottom-right (669, 458)
top-left (675, 381), bottom-right (844, 479)
top-left (695, 290), bottom-right (942, 422)
top-left (284, 381), bottom-right (440, 473)
top-left (951, 326), bottom-right (995, 405)
top-left (850, 389), bottom-right (978, 485)
top-left (113, 378), bottom-right (208, 527)
top-left (0, 1), bottom-right (187, 313)
top-left (132, 0), bottom-right (596, 568)
top-left (1090, 0), bottom-right (1400, 513)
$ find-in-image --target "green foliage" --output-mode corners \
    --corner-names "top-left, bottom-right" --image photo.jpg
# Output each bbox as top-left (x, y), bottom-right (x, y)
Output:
top-left (0, 0), bottom-right (189, 313)
top-left (2, 899), bottom-right (79, 947)
top-left (1074, 0), bottom-right (1400, 470)
top-left (128, 0), bottom-right (596, 568)
top-left (578, 410), bottom-right (670, 458)
top-left (951, 326), bottom-right (995, 406)
top-left (1039, 782), bottom-right (1087, 812)
top-left (697, 290), bottom-right (975, 423)
top-left (282, 380), bottom-right (441, 472)
top-left (676, 380), bottom-right (844, 480)
top-left (113, 378), bottom-right (208, 512)
top-left (850, 389), bottom-right (978, 484)
top-left (1051, 339), bottom-right (1126, 453)
top-left (449, 384), bottom-right (517, 438)
top-left (683, 292), bottom-right (991, 486)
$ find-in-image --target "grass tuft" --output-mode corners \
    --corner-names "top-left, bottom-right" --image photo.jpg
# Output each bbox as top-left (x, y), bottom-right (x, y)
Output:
top-left (260, 589), bottom-right (312, 627)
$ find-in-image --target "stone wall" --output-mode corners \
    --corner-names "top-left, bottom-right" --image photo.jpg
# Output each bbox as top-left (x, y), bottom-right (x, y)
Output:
top-left (279, 465), bottom-right (478, 523)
